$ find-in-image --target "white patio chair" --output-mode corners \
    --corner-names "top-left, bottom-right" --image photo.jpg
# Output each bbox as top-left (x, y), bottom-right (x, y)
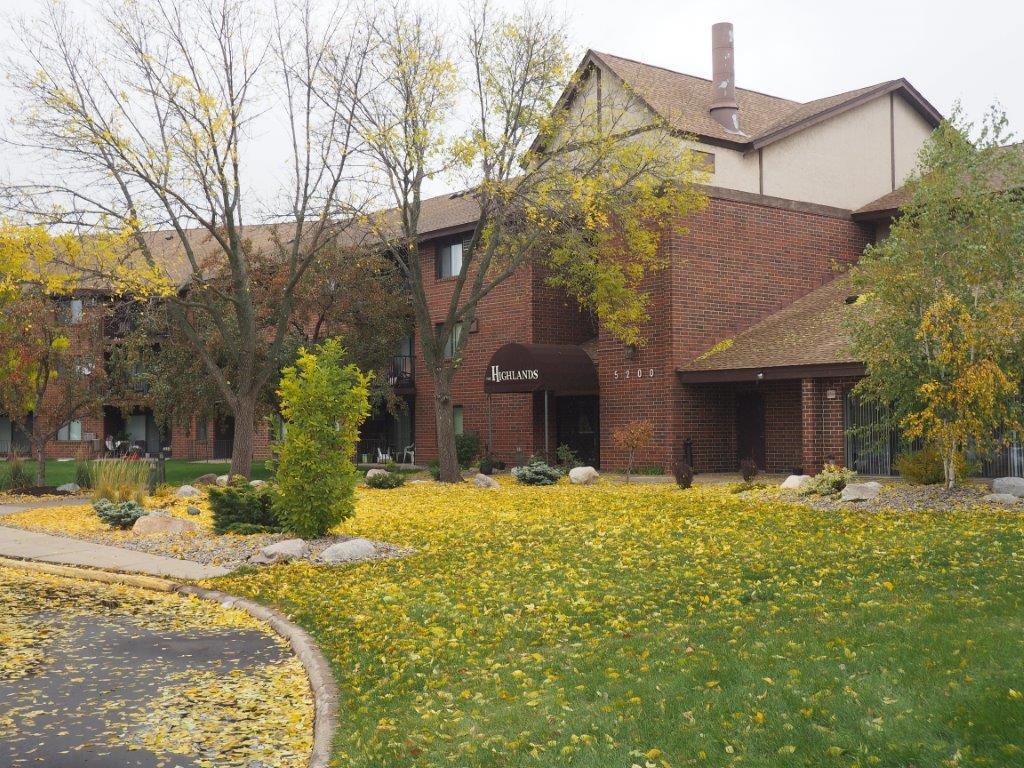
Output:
top-left (400, 444), bottom-right (415, 465)
top-left (376, 446), bottom-right (392, 463)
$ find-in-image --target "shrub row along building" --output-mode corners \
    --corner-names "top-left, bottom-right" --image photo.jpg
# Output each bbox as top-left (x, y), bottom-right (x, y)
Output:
top-left (5, 24), bottom-right (1018, 477)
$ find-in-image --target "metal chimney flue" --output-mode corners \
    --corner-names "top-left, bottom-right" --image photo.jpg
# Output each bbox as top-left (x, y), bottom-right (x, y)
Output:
top-left (709, 22), bottom-right (742, 134)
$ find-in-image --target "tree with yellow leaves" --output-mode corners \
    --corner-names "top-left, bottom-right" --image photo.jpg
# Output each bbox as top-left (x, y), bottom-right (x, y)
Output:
top-left (850, 106), bottom-right (1024, 487)
top-left (347, 0), bottom-right (708, 481)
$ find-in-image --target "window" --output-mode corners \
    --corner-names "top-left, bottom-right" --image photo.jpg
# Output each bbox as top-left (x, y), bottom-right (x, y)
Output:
top-left (437, 322), bottom-right (463, 360)
top-left (58, 298), bottom-right (85, 325)
top-left (196, 419), bottom-right (208, 442)
top-left (437, 240), bottom-right (464, 279)
top-left (57, 420), bottom-right (83, 442)
top-left (453, 406), bottom-right (464, 436)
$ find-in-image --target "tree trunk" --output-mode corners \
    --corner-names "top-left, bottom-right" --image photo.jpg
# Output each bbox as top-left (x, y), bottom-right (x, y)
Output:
top-left (432, 369), bottom-right (461, 483)
top-left (230, 395), bottom-right (257, 479)
top-left (34, 439), bottom-right (46, 487)
top-left (944, 451), bottom-right (957, 490)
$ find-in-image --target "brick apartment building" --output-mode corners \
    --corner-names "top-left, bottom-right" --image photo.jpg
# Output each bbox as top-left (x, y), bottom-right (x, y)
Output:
top-left (6, 25), bottom-right (1021, 477)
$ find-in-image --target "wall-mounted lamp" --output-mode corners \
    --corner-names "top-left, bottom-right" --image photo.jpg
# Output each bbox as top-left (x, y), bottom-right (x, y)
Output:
top-left (826, 388), bottom-right (837, 400)
top-left (756, 371), bottom-right (765, 381)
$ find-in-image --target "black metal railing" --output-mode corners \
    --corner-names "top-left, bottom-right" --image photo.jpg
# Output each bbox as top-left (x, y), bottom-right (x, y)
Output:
top-left (388, 354), bottom-right (414, 389)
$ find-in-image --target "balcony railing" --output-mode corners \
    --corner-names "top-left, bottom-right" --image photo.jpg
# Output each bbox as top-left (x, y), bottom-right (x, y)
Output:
top-left (388, 354), bottom-right (415, 390)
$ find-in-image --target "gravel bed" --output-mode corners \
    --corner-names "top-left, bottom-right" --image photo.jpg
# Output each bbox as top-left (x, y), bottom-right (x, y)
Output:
top-left (784, 481), bottom-right (1017, 513)
top-left (37, 527), bottom-right (412, 571)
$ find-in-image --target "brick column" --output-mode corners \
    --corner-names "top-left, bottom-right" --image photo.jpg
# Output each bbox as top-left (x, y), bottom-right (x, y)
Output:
top-left (800, 378), bottom-right (821, 475)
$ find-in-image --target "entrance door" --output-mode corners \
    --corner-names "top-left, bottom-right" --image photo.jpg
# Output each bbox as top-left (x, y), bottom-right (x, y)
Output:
top-left (213, 417), bottom-right (234, 459)
top-left (555, 395), bottom-right (600, 468)
top-left (735, 393), bottom-right (766, 470)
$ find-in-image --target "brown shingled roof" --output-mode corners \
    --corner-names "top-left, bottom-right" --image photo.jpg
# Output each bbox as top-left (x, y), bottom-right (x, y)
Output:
top-left (587, 52), bottom-right (941, 149)
top-left (679, 277), bottom-right (865, 379)
top-left (853, 186), bottom-right (911, 219)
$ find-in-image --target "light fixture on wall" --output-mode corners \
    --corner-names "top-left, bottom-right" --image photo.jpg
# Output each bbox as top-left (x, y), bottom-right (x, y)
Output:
top-left (826, 389), bottom-right (837, 400)
top-left (756, 371), bottom-right (764, 381)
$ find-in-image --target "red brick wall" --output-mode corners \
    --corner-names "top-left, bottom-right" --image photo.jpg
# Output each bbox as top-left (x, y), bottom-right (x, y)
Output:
top-left (801, 376), bottom-right (861, 474)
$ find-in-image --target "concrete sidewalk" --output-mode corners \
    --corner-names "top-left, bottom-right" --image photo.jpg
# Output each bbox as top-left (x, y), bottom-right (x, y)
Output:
top-left (0, 496), bottom-right (90, 516)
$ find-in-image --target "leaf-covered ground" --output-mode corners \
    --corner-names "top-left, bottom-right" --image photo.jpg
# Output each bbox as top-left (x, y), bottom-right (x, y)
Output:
top-left (213, 482), bottom-right (1024, 767)
top-left (0, 566), bottom-right (312, 767)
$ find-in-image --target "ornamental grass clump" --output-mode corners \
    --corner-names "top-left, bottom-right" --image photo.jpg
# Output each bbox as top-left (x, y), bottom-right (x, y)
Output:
top-left (273, 340), bottom-right (370, 539)
top-left (2, 453), bottom-right (32, 491)
top-left (91, 459), bottom-right (148, 503)
top-left (511, 459), bottom-right (563, 485)
top-left (93, 498), bottom-right (147, 529)
top-left (800, 463), bottom-right (858, 496)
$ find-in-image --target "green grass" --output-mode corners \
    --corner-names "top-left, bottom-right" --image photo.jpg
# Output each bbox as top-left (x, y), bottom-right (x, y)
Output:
top-left (214, 483), bottom-right (1024, 767)
top-left (2, 459), bottom-right (272, 489)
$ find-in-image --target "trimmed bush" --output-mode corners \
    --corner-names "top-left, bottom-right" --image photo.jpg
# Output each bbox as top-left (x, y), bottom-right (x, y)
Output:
top-left (93, 499), bottom-right (147, 529)
top-left (800, 463), bottom-right (858, 496)
top-left (739, 459), bottom-right (759, 483)
top-left (427, 460), bottom-right (441, 480)
top-left (511, 459), bottom-right (563, 486)
top-left (455, 432), bottom-right (480, 469)
top-left (366, 471), bottom-right (405, 489)
top-left (892, 446), bottom-right (979, 485)
top-left (209, 480), bottom-right (280, 535)
top-left (673, 460), bottom-right (694, 489)
top-left (273, 340), bottom-right (370, 539)
top-left (556, 444), bottom-right (582, 469)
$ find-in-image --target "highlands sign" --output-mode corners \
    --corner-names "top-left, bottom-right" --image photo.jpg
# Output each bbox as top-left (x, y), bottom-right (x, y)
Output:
top-left (489, 365), bottom-right (540, 383)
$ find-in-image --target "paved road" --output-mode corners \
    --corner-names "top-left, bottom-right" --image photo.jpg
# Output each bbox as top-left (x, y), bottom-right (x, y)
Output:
top-left (0, 566), bottom-right (292, 767)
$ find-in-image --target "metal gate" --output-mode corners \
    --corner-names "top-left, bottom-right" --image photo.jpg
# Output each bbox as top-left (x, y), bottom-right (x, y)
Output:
top-left (843, 394), bottom-right (897, 476)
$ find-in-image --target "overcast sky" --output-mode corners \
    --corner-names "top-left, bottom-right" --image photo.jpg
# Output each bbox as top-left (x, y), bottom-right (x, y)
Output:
top-left (0, 0), bottom-right (1020, 207)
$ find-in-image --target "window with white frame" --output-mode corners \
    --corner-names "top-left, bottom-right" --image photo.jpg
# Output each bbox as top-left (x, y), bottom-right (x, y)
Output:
top-left (436, 322), bottom-right (463, 360)
top-left (57, 420), bottom-right (83, 442)
top-left (437, 240), bottom-right (464, 279)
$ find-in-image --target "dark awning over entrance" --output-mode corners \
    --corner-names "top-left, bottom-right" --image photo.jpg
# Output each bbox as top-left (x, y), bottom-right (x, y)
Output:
top-left (484, 343), bottom-right (598, 394)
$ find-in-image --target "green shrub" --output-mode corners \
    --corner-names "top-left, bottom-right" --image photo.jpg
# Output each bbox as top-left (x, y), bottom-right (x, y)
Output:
top-left (223, 521), bottom-right (279, 535)
top-left (427, 460), bottom-right (440, 480)
top-left (455, 432), bottom-right (480, 469)
top-left (555, 444), bottom-right (582, 469)
top-left (93, 499), bottom-right (147, 529)
top-left (739, 459), bottom-right (759, 483)
top-left (273, 340), bottom-right (371, 539)
top-left (893, 446), bottom-right (977, 485)
top-left (800, 463), bottom-right (858, 496)
top-left (511, 459), bottom-right (563, 485)
top-left (3, 453), bottom-right (32, 490)
top-left (91, 460), bottom-right (148, 503)
top-left (209, 480), bottom-right (280, 535)
top-left (75, 448), bottom-right (93, 489)
top-left (478, 455), bottom-right (495, 475)
top-left (366, 471), bottom-right (405, 489)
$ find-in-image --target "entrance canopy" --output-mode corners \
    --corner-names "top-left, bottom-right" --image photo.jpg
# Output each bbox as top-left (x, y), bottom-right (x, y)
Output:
top-left (484, 343), bottom-right (598, 394)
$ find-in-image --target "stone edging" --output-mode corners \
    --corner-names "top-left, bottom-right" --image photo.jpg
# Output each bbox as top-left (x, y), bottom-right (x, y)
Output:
top-left (0, 555), bottom-right (338, 768)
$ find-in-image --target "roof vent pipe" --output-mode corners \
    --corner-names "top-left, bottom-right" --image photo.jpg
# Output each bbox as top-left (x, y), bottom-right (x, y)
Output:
top-left (709, 22), bottom-right (743, 134)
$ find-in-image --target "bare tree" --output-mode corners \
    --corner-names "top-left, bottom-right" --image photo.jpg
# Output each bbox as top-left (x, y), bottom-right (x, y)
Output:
top-left (344, 0), bottom-right (708, 481)
top-left (3, 0), bottom-right (371, 477)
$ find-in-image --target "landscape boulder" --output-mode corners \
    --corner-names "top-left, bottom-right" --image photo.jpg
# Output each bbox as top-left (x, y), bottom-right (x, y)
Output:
top-left (473, 473), bottom-right (500, 489)
top-left (982, 493), bottom-right (1020, 505)
top-left (780, 474), bottom-right (811, 490)
top-left (365, 468), bottom-right (388, 480)
top-left (840, 481), bottom-right (881, 502)
top-left (132, 513), bottom-right (200, 536)
top-left (56, 483), bottom-right (81, 494)
top-left (193, 473), bottom-right (218, 486)
top-left (215, 474), bottom-right (230, 487)
top-left (990, 477), bottom-right (1024, 497)
top-left (568, 466), bottom-right (600, 485)
top-left (250, 538), bottom-right (309, 565)
top-left (186, 505), bottom-right (202, 516)
top-left (249, 479), bottom-right (267, 489)
top-left (320, 538), bottom-right (376, 564)
top-left (175, 484), bottom-right (201, 498)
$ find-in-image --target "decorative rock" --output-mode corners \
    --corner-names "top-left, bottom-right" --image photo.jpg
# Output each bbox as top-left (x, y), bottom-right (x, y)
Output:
top-left (56, 482), bottom-right (81, 494)
top-left (132, 514), bottom-right (200, 536)
top-left (215, 474), bottom-right (230, 486)
top-left (365, 468), bottom-right (388, 480)
top-left (473, 473), bottom-right (500, 489)
top-left (840, 481), bottom-right (882, 502)
top-left (780, 474), bottom-right (811, 490)
top-left (186, 505), bottom-right (202, 516)
top-left (250, 538), bottom-right (309, 565)
top-left (568, 466), bottom-right (600, 485)
top-left (175, 484), bottom-right (201, 498)
top-left (991, 477), bottom-right (1024, 497)
top-left (193, 473), bottom-right (219, 485)
top-left (320, 538), bottom-right (376, 564)
top-left (249, 479), bottom-right (267, 488)
top-left (982, 493), bottom-right (1020, 505)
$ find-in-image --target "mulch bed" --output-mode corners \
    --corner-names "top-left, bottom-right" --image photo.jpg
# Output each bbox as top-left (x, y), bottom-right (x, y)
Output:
top-left (782, 481), bottom-right (1015, 514)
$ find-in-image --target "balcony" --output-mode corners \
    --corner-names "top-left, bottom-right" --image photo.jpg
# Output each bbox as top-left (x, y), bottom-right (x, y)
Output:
top-left (388, 354), bottom-right (415, 392)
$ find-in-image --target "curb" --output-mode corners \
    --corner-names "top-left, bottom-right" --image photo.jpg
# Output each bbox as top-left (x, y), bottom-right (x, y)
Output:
top-left (0, 557), bottom-right (338, 768)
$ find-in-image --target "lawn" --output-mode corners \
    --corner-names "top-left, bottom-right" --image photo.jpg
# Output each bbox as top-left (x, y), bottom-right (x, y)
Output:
top-left (4, 459), bottom-right (272, 489)
top-left (212, 483), bottom-right (1024, 767)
